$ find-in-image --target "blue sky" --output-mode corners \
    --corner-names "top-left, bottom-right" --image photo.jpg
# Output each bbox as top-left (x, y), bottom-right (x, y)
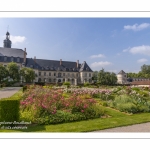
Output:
top-left (1, 18), bottom-right (150, 73)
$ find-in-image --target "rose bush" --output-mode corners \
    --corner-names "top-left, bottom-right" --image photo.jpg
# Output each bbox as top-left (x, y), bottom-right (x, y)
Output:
top-left (20, 85), bottom-right (104, 124)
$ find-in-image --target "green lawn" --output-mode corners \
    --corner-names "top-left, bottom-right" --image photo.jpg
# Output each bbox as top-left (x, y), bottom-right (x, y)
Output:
top-left (1, 88), bottom-right (150, 132)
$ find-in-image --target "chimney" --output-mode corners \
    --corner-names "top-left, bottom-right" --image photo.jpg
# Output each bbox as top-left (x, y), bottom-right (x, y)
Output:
top-left (34, 56), bottom-right (36, 63)
top-left (24, 48), bottom-right (27, 63)
top-left (60, 59), bottom-right (62, 65)
top-left (77, 60), bottom-right (79, 68)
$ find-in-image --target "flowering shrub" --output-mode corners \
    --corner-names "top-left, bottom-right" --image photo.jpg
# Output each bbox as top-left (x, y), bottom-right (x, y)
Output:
top-left (63, 87), bottom-right (113, 100)
top-left (20, 85), bottom-right (104, 124)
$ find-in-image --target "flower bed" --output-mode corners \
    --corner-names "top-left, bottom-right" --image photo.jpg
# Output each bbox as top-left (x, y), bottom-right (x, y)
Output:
top-left (20, 85), bottom-right (104, 124)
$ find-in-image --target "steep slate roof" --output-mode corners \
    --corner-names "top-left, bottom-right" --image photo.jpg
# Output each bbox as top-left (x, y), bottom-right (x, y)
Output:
top-left (118, 70), bottom-right (126, 74)
top-left (0, 56), bottom-right (24, 63)
top-left (79, 61), bottom-right (93, 72)
top-left (25, 58), bottom-right (93, 72)
top-left (0, 47), bottom-right (24, 58)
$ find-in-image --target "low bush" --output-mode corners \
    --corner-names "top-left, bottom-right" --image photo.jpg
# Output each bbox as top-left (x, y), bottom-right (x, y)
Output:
top-left (63, 82), bottom-right (70, 88)
top-left (84, 82), bottom-right (90, 87)
top-left (109, 94), bottom-right (150, 113)
top-left (0, 98), bottom-right (20, 123)
top-left (35, 82), bottom-right (45, 86)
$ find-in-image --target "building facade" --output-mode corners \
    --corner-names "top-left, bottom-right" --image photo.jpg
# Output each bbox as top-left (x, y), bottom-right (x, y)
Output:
top-left (0, 32), bottom-right (93, 85)
top-left (117, 70), bottom-right (128, 84)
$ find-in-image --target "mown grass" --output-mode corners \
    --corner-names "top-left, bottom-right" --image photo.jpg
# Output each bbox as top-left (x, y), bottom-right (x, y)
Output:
top-left (9, 88), bottom-right (23, 99)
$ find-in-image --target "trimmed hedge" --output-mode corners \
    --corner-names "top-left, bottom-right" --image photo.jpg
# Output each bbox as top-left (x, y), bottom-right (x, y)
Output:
top-left (0, 98), bottom-right (20, 122)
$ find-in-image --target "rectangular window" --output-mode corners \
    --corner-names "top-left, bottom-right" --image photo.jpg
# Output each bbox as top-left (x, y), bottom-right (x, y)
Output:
top-left (85, 73), bottom-right (87, 77)
top-left (76, 73), bottom-right (78, 77)
top-left (17, 58), bottom-right (20, 62)
top-left (4, 57), bottom-right (7, 61)
top-left (54, 73), bottom-right (56, 76)
top-left (11, 57), bottom-right (14, 62)
top-left (49, 72), bottom-right (51, 76)
top-left (39, 72), bottom-right (41, 76)
top-left (89, 73), bottom-right (91, 77)
top-left (63, 73), bottom-right (65, 76)
top-left (44, 72), bottom-right (46, 76)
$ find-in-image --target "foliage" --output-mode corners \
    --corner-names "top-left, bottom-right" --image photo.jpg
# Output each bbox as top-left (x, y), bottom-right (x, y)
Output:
top-left (109, 94), bottom-right (150, 113)
top-left (0, 99), bottom-right (20, 122)
top-left (97, 68), bottom-right (117, 85)
top-left (20, 85), bottom-right (104, 124)
top-left (20, 67), bottom-right (35, 83)
top-left (84, 82), bottom-right (90, 87)
top-left (92, 71), bottom-right (98, 83)
top-left (7, 62), bottom-right (20, 81)
top-left (0, 64), bottom-right (8, 84)
top-left (63, 82), bottom-right (70, 87)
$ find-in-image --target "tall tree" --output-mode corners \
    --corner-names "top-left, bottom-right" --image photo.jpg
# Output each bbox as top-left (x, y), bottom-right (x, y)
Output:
top-left (7, 62), bottom-right (20, 81)
top-left (97, 69), bottom-right (117, 85)
top-left (20, 67), bottom-right (35, 83)
top-left (0, 64), bottom-right (8, 84)
top-left (141, 64), bottom-right (150, 74)
top-left (92, 71), bottom-right (98, 82)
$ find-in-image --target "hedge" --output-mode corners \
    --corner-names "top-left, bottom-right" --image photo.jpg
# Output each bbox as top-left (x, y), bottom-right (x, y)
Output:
top-left (0, 98), bottom-right (20, 122)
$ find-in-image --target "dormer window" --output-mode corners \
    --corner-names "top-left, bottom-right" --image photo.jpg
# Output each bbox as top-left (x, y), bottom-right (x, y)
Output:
top-left (30, 65), bottom-right (33, 68)
top-left (11, 56), bottom-right (14, 62)
top-left (4, 56), bottom-right (7, 61)
top-left (17, 57), bottom-right (20, 62)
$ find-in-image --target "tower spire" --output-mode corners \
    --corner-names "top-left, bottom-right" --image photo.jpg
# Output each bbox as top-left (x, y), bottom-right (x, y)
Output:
top-left (3, 31), bottom-right (12, 48)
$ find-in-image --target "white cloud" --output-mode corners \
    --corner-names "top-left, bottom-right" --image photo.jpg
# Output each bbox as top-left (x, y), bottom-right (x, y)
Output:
top-left (10, 35), bottom-right (26, 44)
top-left (124, 23), bottom-right (150, 31)
top-left (129, 45), bottom-right (150, 56)
top-left (137, 58), bottom-right (148, 63)
top-left (90, 61), bottom-right (112, 68)
top-left (90, 54), bottom-right (105, 59)
top-left (123, 47), bottom-right (130, 52)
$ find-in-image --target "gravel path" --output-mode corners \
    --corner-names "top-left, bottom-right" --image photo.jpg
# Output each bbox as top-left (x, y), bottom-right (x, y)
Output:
top-left (93, 122), bottom-right (150, 132)
top-left (0, 87), bottom-right (22, 99)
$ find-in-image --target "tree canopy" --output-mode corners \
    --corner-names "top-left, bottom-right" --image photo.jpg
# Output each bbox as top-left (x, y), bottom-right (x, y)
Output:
top-left (20, 67), bottom-right (35, 83)
top-left (94, 68), bottom-right (117, 85)
top-left (0, 64), bottom-right (8, 84)
top-left (7, 62), bottom-right (20, 81)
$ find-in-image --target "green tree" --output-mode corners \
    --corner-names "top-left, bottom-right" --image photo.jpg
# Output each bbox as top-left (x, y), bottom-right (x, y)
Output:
top-left (20, 67), bottom-right (35, 83)
top-left (97, 68), bottom-right (106, 85)
top-left (141, 64), bottom-right (150, 74)
top-left (92, 71), bottom-right (98, 82)
top-left (7, 62), bottom-right (20, 81)
top-left (97, 69), bottom-right (117, 85)
top-left (0, 64), bottom-right (8, 84)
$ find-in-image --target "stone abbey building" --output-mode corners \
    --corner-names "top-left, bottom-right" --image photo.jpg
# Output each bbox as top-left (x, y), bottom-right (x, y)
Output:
top-left (0, 32), bottom-right (93, 85)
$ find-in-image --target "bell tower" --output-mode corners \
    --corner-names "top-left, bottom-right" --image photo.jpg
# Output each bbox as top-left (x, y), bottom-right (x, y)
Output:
top-left (3, 31), bottom-right (12, 48)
